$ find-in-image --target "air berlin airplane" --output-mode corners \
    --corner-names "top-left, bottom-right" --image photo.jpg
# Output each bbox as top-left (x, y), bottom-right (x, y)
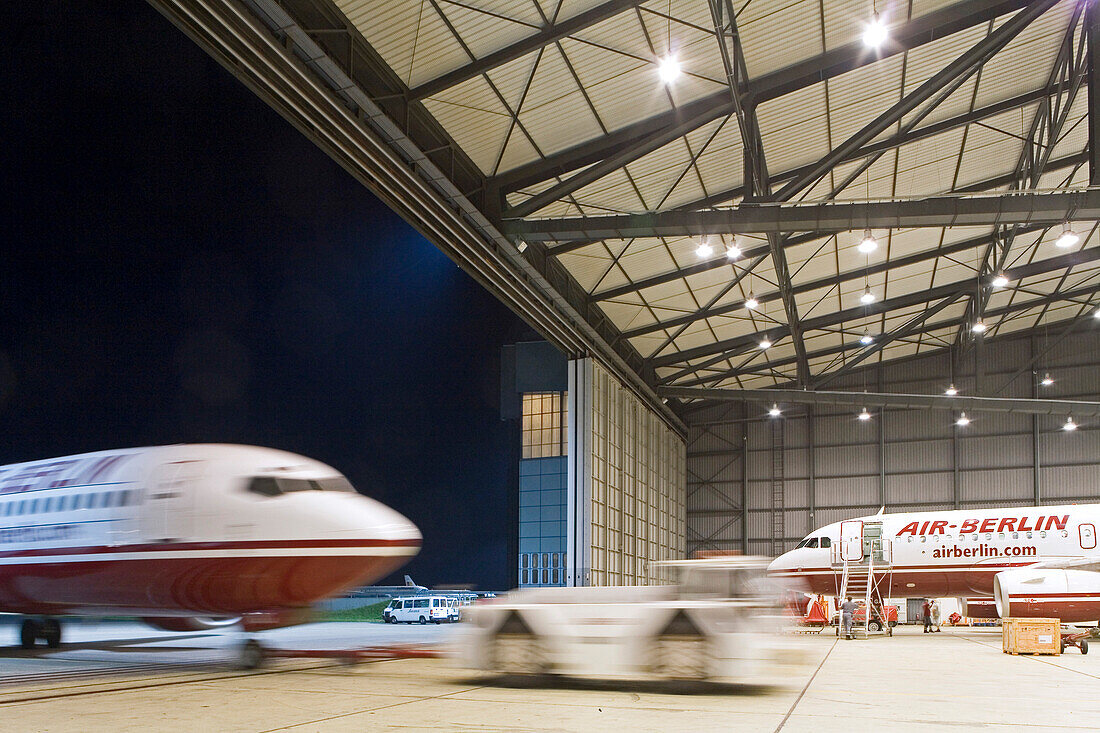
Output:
top-left (768, 505), bottom-right (1100, 622)
top-left (0, 444), bottom-right (421, 650)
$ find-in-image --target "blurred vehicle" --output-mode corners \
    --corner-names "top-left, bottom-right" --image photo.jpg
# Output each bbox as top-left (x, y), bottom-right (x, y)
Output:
top-left (456, 557), bottom-right (806, 684)
top-left (383, 595), bottom-right (459, 624)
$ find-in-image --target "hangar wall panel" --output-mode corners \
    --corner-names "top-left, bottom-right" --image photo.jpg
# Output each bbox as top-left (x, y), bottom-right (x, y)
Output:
top-left (574, 359), bottom-right (685, 585)
top-left (686, 330), bottom-right (1100, 557)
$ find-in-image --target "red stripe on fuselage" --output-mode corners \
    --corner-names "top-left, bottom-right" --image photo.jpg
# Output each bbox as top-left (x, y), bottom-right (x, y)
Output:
top-left (0, 537), bottom-right (422, 559)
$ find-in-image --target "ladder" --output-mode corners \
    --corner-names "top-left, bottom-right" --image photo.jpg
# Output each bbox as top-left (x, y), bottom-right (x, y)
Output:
top-left (771, 420), bottom-right (784, 557)
top-left (834, 521), bottom-right (893, 638)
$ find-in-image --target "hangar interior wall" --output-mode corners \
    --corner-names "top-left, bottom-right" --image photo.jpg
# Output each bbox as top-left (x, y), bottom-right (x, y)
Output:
top-left (568, 359), bottom-right (685, 586)
top-left (686, 330), bottom-right (1100, 558)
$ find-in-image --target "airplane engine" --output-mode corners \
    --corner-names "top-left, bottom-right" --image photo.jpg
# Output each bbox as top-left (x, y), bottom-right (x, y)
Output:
top-left (993, 569), bottom-right (1100, 623)
top-left (142, 616), bottom-right (241, 632)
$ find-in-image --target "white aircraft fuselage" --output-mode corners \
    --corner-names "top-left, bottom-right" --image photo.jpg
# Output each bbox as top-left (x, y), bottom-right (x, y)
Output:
top-left (0, 444), bottom-right (421, 626)
top-left (768, 504), bottom-right (1100, 622)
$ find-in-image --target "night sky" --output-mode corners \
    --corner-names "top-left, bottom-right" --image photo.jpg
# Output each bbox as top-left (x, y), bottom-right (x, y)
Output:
top-left (0, 2), bottom-right (536, 590)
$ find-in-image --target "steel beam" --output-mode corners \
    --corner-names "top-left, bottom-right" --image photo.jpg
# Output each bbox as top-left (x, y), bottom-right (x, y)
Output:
top-left (491, 0), bottom-right (1032, 196)
top-left (1088, 0), bottom-right (1100, 185)
top-left (506, 189), bottom-right (1100, 241)
top-left (659, 386), bottom-right (1100, 417)
top-left (672, 279), bottom-right (1100, 387)
top-left (650, 246), bottom-right (1100, 369)
top-left (618, 224), bottom-right (1044, 338)
top-left (774, 0), bottom-right (1060, 201)
top-left (408, 0), bottom-right (646, 101)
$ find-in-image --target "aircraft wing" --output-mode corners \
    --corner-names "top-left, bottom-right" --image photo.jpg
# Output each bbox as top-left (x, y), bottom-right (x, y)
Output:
top-left (1025, 557), bottom-right (1100, 573)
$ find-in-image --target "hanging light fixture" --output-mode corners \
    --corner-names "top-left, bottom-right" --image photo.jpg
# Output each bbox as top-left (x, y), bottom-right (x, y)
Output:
top-left (759, 336), bottom-right (772, 350)
top-left (1055, 222), bottom-right (1079, 249)
top-left (745, 292), bottom-right (759, 310)
top-left (945, 384), bottom-right (958, 396)
top-left (768, 403), bottom-right (781, 418)
top-left (695, 235), bottom-right (713, 258)
top-left (858, 407), bottom-right (872, 421)
top-left (1064, 416), bottom-right (1078, 431)
top-left (991, 273), bottom-right (1009, 288)
top-left (657, 54), bottom-right (681, 84)
top-left (857, 228), bottom-right (878, 254)
top-left (860, 287), bottom-right (876, 304)
top-left (726, 235), bottom-right (742, 260)
top-left (956, 412), bottom-right (970, 427)
top-left (860, 330), bottom-right (874, 345)
top-left (971, 320), bottom-right (987, 334)
top-left (1040, 373), bottom-right (1054, 387)
top-left (863, 11), bottom-right (887, 48)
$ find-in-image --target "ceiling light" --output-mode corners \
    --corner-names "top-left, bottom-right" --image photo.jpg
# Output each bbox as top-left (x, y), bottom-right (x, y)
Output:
top-left (759, 337), bottom-right (772, 350)
top-left (745, 293), bottom-right (759, 310)
top-left (657, 55), bottom-right (681, 84)
top-left (945, 384), bottom-right (958, 396)
top-left (1055, 222), bottom-right (1080, 249)
top-left (1095, 308), bottom-right (1100, 319)
top-left (860, 288), bottom-right (876, 304)
top-left (971, 320), bottom-right (987, 334)
top-left (858, 407), bottom-right (872, 421)
top-left (695, 236), bottom-right (713, 258)
top-left (1040, 372), bottom-right (1054, 387)
top-left (991, 273), bottom-right (1008, 288)
top-left (863, 13), bottom-right (888, 49)
top-left (1056, 222), bottom-right (1079, 249)
top-left (857, 228), bottom-right (878, 254)
top-left (1064, 416), bottom-right (1077, 431)
top-left (956, 412), bottom-right (970, 427)
top-left (726, 242), bottom-right (742, 260)
top-left (860, 330), bottom-right (874, 346)
top-left (768, 403), bottom-right (781, 418)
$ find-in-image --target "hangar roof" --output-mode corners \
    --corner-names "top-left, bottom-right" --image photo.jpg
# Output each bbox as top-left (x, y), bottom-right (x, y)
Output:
top-left (158, 0), bottom-right (1100, 418)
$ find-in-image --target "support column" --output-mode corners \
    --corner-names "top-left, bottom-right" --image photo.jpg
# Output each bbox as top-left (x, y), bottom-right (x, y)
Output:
top-left (566, 358), bottom-right (592, 586)
top-left (1088, 0), bottom-right (1100, 185)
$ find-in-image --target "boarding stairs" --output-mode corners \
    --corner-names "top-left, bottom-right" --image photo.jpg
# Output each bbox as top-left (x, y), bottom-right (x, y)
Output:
top-left (832, 520), bottom-right (894, 638)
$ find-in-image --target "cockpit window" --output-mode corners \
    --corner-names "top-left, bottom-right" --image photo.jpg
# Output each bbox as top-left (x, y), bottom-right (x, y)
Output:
top-left (795, 538), bottom-right (809, 549)
top-left (246, 476), bottom-right (356, 497)
top-left (805, 537), bottom-right (819, 548)
top-left (248, 477), bottom-right (281, 497)
top-left (820, 537), bottom-right (831, 548)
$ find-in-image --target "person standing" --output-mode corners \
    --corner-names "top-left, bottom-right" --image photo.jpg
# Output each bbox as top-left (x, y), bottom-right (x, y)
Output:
top-left (921, 598), bottom-right (933, 633)
top-left (930, 600), bottom-right (942, 632)
top-left (840, 596), bottom-right (858, 640)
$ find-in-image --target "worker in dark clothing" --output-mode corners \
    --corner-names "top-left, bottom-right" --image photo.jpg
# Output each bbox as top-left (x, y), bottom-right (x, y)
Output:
top-left (840, 596), bottom-right (858, 640)
top-left (921, 599), bottom-right (934, 633)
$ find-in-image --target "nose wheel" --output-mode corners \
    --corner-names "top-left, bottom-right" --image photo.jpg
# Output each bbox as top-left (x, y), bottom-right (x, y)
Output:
top-left (19, 618), bottom-right (62, 649)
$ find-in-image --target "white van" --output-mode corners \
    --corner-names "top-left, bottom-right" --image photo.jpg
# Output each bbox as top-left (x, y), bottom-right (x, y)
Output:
top-left (383, 596), bottom-right (459, 624)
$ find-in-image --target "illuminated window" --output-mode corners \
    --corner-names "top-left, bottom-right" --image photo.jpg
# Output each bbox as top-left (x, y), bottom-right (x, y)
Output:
top-left (522, 392), bottom-right (567, 458)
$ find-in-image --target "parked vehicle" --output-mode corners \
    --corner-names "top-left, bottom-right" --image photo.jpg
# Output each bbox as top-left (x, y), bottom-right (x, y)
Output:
top-left (383, 595), bottom-right (459, 624)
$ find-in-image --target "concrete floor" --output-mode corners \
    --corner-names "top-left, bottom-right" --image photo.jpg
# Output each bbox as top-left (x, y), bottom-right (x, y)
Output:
top-left (1, 623), bottom-right (1098, 732)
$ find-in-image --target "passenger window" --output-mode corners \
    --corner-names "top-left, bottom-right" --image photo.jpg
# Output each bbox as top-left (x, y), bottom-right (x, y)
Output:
top-left (29, 499), bottom-right (38, 514)
top-left (44, 497), bottom-right (53, 513)
top-left (415, 599), bottom-right (428, 608)
top-left (248, 478), bottom-right (281, 497)
top-left (820, 537), bottom-right (831, 548)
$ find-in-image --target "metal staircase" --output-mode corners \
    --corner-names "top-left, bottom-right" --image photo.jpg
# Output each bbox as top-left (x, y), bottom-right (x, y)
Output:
top-left (833, 520), bottom-right (894, 638)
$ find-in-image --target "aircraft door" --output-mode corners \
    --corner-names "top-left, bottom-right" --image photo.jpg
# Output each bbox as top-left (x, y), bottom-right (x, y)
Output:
top-left (142, 460), bottom-right (200, 543)
top-left (1080, 523), bottom-right (1096, 550)
top-left (840, 520), bottom-right (864, 562)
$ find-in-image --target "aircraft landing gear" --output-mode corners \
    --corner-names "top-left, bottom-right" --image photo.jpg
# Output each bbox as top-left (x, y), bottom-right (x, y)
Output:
top-left (238, 638), bottom-right (266, 670)
top-left (19, 618), bottom-right (62, 649)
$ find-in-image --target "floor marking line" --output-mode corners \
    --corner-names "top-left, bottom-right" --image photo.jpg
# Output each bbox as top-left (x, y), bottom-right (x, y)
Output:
top-left (774, 636), bottom-right (837, 733)
top-left (956, 632), bottom-right (1100, 681)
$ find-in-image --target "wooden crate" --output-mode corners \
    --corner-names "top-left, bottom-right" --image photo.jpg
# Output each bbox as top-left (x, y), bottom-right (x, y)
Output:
top-left (1002, 618), bottom-right (1060, 655)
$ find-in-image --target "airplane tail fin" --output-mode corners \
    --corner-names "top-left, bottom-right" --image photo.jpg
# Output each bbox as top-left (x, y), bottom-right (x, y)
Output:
top-left (404, 575), bottom-right (416, 587)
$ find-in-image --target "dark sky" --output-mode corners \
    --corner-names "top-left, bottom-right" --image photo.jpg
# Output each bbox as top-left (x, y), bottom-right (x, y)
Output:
top-left (0, 2), bottom-right (536, 589)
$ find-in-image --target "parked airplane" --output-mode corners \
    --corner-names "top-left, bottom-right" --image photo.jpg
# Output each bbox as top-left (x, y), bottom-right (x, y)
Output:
top-left (768, 504), bottom-right (1100, 622)
top-left (0, 444), bottom-right (421, 650)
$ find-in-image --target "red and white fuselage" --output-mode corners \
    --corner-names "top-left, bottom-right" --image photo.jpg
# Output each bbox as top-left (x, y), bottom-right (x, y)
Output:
top-left (768, 504), bottom-right (1100, 622)
top-left (0, 445), bottom-right (421, 622)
